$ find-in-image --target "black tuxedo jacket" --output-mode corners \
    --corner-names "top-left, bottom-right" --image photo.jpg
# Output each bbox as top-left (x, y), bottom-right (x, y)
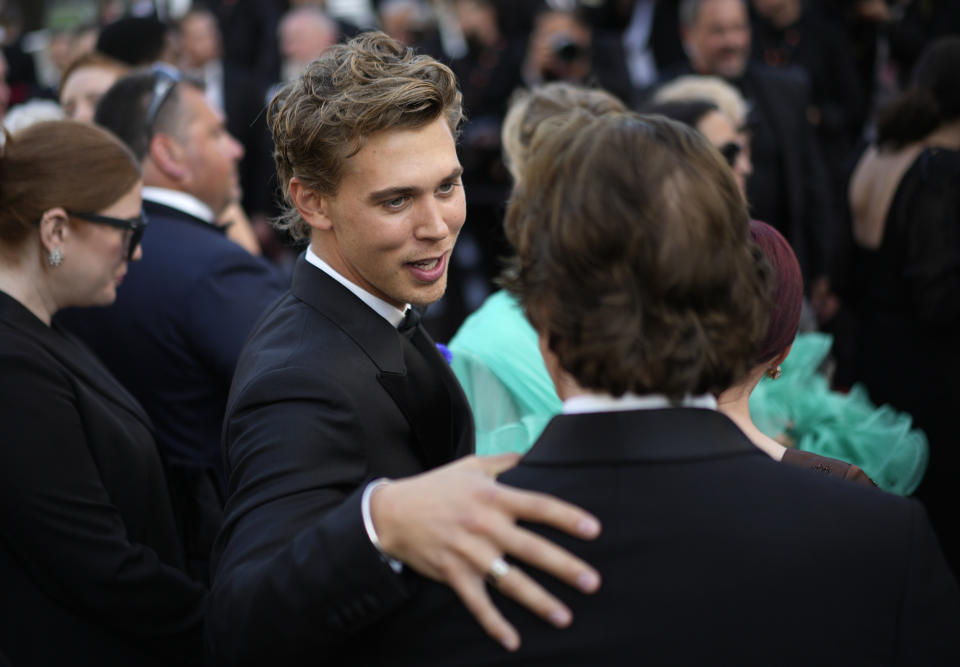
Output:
top-left (57, 200), bottom-right (286, 579)
top-left (368, 408), bottom-right (960, 666)
top-left (207, 256), bottom-right (474, 665)
top-left (0, 291), bottom-right (205, 666)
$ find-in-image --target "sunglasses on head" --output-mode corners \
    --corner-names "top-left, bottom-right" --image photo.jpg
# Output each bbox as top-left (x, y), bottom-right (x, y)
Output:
top-left (718, 141), bottom-right (743, 168)
top-left (145, 63), bottom-right (185, 134)
top-left (69, 211), bottom-right (148, 260)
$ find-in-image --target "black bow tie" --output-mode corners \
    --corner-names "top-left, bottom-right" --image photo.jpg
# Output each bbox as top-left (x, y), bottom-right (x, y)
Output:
top-left (398, 307), bottom-right (421, 334)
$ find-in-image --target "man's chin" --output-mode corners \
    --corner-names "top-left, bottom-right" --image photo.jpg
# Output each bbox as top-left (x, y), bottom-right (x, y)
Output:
top-left (407, 280), bottom-right (448, 309)
top-left (717, 59), bottom-right (748, 80)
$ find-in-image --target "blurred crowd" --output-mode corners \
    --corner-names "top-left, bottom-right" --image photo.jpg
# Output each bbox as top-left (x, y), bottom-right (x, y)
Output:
top-left (2, 3), bottom-right (960, 663)
top-left (2, 1), bottom-right (957, 333)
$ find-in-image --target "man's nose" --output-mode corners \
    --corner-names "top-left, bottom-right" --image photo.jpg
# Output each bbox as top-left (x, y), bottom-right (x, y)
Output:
top-left (228, 133), bottom-right (244, 161)
top-left (415, 198), bottom-right (452, 240)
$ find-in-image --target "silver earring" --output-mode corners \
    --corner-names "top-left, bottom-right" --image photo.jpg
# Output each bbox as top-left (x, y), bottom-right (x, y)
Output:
top-left (767, 365), bottom-right (782, 380)
top-left (47, 247), bottom-right (63, 267)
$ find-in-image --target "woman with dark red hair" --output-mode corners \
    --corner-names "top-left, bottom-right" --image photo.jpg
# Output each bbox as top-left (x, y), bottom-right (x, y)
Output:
top-left (717, 220), bottom-right (929, 488)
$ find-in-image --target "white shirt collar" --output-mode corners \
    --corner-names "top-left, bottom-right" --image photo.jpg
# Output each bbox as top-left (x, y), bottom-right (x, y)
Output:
top-left (142, 187), bottom-right (216, 225)
top-left (305, 245), bottom-right (409, 328)
top-left (563, 392), bottom-right (717, 414)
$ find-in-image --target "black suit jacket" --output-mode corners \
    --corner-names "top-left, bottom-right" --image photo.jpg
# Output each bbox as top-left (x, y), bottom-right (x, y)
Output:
top-left (207, 256), bottom-right (474, 665)
top-left (368, 408), bottom-right (960, 666)
top-left (58, 201), bottom-right (286, 482)
top-left (0, 291), bottom-right (206, 666)
top-left (57, 200), bottom-right (286, 580)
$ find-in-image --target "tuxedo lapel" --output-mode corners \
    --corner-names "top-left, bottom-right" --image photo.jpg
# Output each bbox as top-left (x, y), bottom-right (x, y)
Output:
top-left (409, 326), bottom-right (473, 459)
top-left (377, 341), bottom-right (449, 470)
top-left (377, 325), bottom-right (469, 469)
top-left (288, 257), bottom-right (472, 467)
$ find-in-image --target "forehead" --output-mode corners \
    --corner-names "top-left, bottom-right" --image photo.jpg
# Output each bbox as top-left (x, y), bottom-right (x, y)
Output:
top-left (695, 0), bottom-right (747, 26)
top-left (338, 117), bottom-right (459, 192)
top-left (696, 110), bottom-right (736, 145)
top-left (183, 12), bottom-right (216, 33)
top-left (63, 66), bottom-right (119, 95)
top-left (179, 84), bottom-right (222, 126)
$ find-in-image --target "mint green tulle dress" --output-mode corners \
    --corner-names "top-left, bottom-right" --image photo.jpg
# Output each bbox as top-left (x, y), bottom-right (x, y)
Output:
top-left (449, 292), bottom-right (929, 495)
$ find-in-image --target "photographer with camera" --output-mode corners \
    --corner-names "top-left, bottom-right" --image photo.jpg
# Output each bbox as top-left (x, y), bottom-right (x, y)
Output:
top-left (522, 7), bottom-right (635, 105)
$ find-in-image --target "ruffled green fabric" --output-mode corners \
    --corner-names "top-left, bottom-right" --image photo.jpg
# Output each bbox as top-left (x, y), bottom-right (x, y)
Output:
top-left (750, 333), bottom-right (929, 495)
top-left (450, 294), bottom-right (929, 495)
top-left (448, 291), bottom-right (560, 455)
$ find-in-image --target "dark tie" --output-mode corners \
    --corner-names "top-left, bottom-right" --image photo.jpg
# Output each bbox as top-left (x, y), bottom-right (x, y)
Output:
top-left (397, 307), bottom-right (421, 336)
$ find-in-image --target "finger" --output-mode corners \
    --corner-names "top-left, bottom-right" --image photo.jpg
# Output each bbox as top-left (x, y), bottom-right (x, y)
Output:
top-left (472, 452), bottom-right (522, 477)
top-left (498, 521), bottom-right (601, 595)
top-left (496, 485), bottom-right (602, 541)
top-left (448, 568), bottom-right (520, 651)
top-left (491, 561), bottom-right (573, 629)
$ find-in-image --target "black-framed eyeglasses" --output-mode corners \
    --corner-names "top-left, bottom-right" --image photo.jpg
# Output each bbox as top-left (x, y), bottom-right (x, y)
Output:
top-left (718, 141), bottom-right (743, 168)
top-left (145, 63), bottom-right (184, 134)
top-left (70, 211), bottom-right (148, 260)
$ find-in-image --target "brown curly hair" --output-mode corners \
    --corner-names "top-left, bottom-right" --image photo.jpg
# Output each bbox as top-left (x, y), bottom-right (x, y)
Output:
top-left (503, 111), bottom-right (770, 399)
top-left (268, 31), bottom-right (463, 241)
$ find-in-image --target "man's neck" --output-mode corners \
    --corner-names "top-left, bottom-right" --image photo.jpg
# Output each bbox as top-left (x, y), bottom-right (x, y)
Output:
top-left (142, 186), bottom-right (216, 225)
top-left (766, 2), bottom-right (802, 30)
top-left (304, 245), bottom-right (408, 327)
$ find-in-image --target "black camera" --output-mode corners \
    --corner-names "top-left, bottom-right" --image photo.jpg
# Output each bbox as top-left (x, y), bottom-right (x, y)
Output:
top-left (550, 34), bottom-right (587, 62)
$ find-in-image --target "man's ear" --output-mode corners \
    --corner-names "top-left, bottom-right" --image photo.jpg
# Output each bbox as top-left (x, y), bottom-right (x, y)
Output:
top-left (148, 133), bottom-right (189, 181)
top-left (38, 207), bottom-right (70, 253)
top-left (289, 177), bottom-right (334, 232)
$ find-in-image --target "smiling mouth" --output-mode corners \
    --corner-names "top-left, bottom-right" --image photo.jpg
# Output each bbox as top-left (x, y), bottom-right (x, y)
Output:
top-left (409, 257), bottom-right (441, 271)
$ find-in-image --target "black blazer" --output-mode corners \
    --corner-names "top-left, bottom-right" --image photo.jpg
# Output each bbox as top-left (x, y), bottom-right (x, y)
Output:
top-left (207, 256), bottom-right (474, 665)
top-left (59, 200), bottom-right (287, 481)
top-left (368, 408), bottom-right (960, 666)
top-left (0, 291), bottom-right (206, 666)
top-left (57, 200), bottom-right (287, 580)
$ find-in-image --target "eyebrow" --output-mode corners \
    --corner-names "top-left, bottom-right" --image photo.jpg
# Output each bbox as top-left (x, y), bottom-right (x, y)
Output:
top-left (366, 166), bottom-right (463, 203)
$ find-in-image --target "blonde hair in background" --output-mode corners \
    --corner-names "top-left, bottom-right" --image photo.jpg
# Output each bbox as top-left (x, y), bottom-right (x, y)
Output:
top-left (654, 74), bottom-right (748, 128)
top-left (501, 82), bottom-right (625, 182)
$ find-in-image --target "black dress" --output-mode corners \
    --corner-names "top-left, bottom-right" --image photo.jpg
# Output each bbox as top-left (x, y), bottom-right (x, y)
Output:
top-left (0, 290), bottom-right (206, 665)
top-left (836, 147), bottom-right (960, 572)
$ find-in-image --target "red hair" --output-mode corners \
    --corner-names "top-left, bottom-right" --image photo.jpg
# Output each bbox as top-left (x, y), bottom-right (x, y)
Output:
top-left (751, 220), bottom-right (803, 364)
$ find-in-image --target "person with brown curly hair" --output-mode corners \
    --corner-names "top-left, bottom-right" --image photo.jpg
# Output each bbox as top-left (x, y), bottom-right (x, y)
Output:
top-left (367, 111), bottom-right (960, 665)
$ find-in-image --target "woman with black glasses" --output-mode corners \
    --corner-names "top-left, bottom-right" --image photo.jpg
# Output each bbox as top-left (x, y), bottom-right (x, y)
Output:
top-left (0, 120), bottom-right (205, 665)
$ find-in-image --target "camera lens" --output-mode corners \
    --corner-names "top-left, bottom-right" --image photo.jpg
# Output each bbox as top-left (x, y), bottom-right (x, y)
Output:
top-left (550, 34), bottom-right (585, 62)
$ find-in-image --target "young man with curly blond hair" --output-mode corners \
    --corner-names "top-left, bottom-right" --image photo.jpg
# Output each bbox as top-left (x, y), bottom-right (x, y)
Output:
top-left (207, 32), bottom-right (602, 664)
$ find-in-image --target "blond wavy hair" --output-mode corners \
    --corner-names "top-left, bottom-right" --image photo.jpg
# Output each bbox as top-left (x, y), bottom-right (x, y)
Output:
top-left (268, 31), bottom-right (463, 241)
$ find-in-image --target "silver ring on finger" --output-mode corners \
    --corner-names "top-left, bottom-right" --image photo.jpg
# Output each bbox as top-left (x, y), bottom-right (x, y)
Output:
top-left (486, 556), bottom-right (511, 586)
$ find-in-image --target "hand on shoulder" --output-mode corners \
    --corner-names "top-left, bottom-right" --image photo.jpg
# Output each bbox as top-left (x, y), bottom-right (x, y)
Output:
top-left (369, 453), bottom-right (602, 651)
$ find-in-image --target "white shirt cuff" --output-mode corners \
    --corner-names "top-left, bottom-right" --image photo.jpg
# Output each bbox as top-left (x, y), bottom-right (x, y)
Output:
top-left (361, 478), bottom-right (403, 573)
